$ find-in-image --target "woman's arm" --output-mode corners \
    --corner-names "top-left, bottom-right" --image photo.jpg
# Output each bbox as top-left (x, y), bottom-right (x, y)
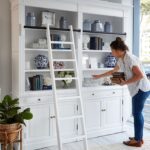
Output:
top-left (92, 65), bottom-right (120, 79)
top-left (120, 66), bottom-right (144, 85)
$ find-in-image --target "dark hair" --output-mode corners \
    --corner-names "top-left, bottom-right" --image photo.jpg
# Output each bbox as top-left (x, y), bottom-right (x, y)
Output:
top-left (110, 37), bottom-right (129, 51)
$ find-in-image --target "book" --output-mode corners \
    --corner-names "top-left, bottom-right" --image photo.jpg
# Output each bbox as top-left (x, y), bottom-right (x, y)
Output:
top-left (90, 37), bottom-right (103, 50)
top-left (111, 72), bottom-right (125, 84)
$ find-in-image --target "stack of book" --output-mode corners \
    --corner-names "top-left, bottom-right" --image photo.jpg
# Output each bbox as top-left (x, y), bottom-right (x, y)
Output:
top-left (111, 72), bottom-right (125, 84)
top-left (90, 37), bottom-right (103, 50)
top-left (28, 75), bottom-right (52, 91)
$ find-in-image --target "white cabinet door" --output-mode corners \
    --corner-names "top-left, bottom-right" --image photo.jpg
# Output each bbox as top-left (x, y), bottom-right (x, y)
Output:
top-left (25, 104), bottom-right (51, 140)
top-left (101, 97), bottom-right (122, 128)
top-left (123, 89), bottom-right (132, 123)
top-left (52, 101), bottom-right (78, 139)
top-left (84, 101), bottom-right (101, 132)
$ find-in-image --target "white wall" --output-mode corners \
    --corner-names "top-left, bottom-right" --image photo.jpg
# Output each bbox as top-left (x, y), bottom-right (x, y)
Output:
top-left (0, 0), bottom-right (11, 98)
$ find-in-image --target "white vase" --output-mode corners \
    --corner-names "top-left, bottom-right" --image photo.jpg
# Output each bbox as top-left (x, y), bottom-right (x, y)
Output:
top-left (83, 35), bottom-right (90, 50)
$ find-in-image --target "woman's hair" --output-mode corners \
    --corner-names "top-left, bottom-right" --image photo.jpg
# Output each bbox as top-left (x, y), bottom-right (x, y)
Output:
top-left (110, 37), bottom-right (129, 51)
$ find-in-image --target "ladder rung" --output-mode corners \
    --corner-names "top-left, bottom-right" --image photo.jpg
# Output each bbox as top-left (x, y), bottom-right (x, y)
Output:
top-left (62, 135), bottom-right (86, 143)
top-left (52, 49), bottom-right (72, 52)
top-left (58, 96), bottom-right (80, 100)
top-left (51, 41), bottom-right (73, 44)
top-left (53, 59), bottom-right (75, 62)
top-left (60, 115), bottom-right (83, 121)
top-left (55, 77), bottom-right (77, 80)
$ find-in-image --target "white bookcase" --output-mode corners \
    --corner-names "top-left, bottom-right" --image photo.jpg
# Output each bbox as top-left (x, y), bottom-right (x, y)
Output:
top-left (10, 0), bottom-right (132, 149)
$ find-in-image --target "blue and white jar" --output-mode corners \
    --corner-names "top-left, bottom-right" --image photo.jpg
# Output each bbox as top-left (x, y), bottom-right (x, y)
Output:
top-left (34, 55), bottom-right (49, 69)
top-left (105, 53), bottom-right (117, 68)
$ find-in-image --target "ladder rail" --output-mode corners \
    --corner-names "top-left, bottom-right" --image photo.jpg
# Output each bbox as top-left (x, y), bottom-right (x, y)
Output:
top-left (46, 24), bottom-right (88, 150)
top-left (69, 25), bottom-right (89, 150)
top-left (46, 24), bottom-right (63, 150)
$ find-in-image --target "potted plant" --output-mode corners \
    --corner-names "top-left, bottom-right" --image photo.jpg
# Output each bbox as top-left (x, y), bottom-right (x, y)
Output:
top-left (57, 71), bottom-right (74, 88)
top-left (0, 95), bottom-right (33, 142)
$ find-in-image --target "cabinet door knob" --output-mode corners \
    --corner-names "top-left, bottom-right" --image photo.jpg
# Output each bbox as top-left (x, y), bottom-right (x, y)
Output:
top-left (38, 98), bottom-right (41, 101)
top-left (50, 116), bottom-right (55, 119)
top-left (92, 93), bottom-right (95, 96)
top-left (112, 91), bottom-right (115, 94)
top-left (101, 109), bottom-right (106, 112)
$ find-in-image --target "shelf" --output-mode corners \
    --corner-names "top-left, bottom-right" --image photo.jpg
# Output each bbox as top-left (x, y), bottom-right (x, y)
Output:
top-left (25, 69), bottom-right (75, 73)
top-left (25, 48), bottom-right (72, 52)
top-left (25, 69), bottom-right (50, 73)
top-left (54, 69), bottom-right (74, 72)
top-left (83, 68), bottom-right (114, 71)
top-left (53, 59), bottom-right (75, 62)
top-left (52, 49), bottom-right (72, 52)
top-left (82, 50), bottom-right (111, 53)
top-left (25, 90), bottom-right (52, 95)
top-left (25, 48), bottom-right (48, 52)
top-left (83, 30), bottom-right (126, 36)
top-left (51, 41), bottom-right (73, 44)
top-left (24, 26), bottom-right (81, 32)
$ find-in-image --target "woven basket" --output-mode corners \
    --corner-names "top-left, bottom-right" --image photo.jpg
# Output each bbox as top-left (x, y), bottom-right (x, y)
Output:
top-left (0, 123), bottom-right (20, 143)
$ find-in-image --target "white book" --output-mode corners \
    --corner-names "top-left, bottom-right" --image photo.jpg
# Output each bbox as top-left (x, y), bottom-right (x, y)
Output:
top-left (89, 57), bottom-right (98, 69)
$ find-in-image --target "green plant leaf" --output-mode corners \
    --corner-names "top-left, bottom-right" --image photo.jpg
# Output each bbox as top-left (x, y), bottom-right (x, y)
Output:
top-left (20, 111), bottom-right (33, 120)
top-left (3, 95), bottom-right (12, 106)
top-left (23, 108), bottom-right (30, 112)
top-left (9, 98), bottom-right (19, 107)
top-left (13, 114), bottom-right (26, 126)
top-left (0, 105), bottom-right (5, 111)
top-left (6, 107), bottom-right (21, 118)
top-left (0, 95), bottom-right (33, 125)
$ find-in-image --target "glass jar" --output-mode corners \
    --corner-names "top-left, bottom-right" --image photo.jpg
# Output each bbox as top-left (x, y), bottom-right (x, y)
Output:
top-left (83, 19), bottom-right (91, 31)
top-left (26, 12), bottom-right (36, 26)
top-left (104, 22), bottom-right (113, 33)
top-left (91, 20), bottom-right (104, 32)
top-left (59, 17), bottom-right (68, 29)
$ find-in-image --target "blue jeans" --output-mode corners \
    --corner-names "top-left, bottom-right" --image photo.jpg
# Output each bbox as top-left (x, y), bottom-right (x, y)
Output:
top-left (132, 89), bottom-right (150, 141)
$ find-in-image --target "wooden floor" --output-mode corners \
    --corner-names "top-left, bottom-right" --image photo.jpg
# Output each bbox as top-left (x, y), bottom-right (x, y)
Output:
top-left (39, 123), bottom-right (150, 150)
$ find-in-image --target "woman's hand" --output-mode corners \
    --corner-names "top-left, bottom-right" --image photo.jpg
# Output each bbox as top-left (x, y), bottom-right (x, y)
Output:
top-left (119, 79), bottom-right (126, 86)
top-left (92, 65), bottom-right (120, 80)
top-left (92, 74), bottom-right (101, 79)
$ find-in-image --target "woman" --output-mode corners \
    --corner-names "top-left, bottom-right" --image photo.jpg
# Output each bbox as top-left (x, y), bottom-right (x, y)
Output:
top-left (93, 37), bottom-right (150, 147)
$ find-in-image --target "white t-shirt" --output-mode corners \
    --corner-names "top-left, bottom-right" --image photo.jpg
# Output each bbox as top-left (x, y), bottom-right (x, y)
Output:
top-left (117, 52), bottom-right (150, 97)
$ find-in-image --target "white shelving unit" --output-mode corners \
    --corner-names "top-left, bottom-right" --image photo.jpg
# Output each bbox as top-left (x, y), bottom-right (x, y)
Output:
top-left (80, 11), bottom-right (127, 87)
top-left (10, 0), bottom-right (132, 149)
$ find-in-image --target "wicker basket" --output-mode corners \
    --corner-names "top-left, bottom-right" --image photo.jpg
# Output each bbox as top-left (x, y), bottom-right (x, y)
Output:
top-left (0, 123), bottom-right (20, 143)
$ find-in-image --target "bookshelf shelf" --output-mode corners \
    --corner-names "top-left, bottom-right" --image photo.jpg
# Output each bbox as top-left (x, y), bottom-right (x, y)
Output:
top-left (25, 69), bottom-right (50, 73)
top-left (54, 69), bottom-right (74, 72)
top-left (82, 50), bottom-right (111, 53)
top-left (25, 48), bottom-right (72, 52)
top-left (24, 26), bottom-right (81, 32)
top-left (25, 69), bottom-right (75, 73)
top-left (25, 48), bottom-right (48, 52)
top-left (83, 30), bottom-right (126, 36)
top-left (82, 68), bottom-right (114, 71)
